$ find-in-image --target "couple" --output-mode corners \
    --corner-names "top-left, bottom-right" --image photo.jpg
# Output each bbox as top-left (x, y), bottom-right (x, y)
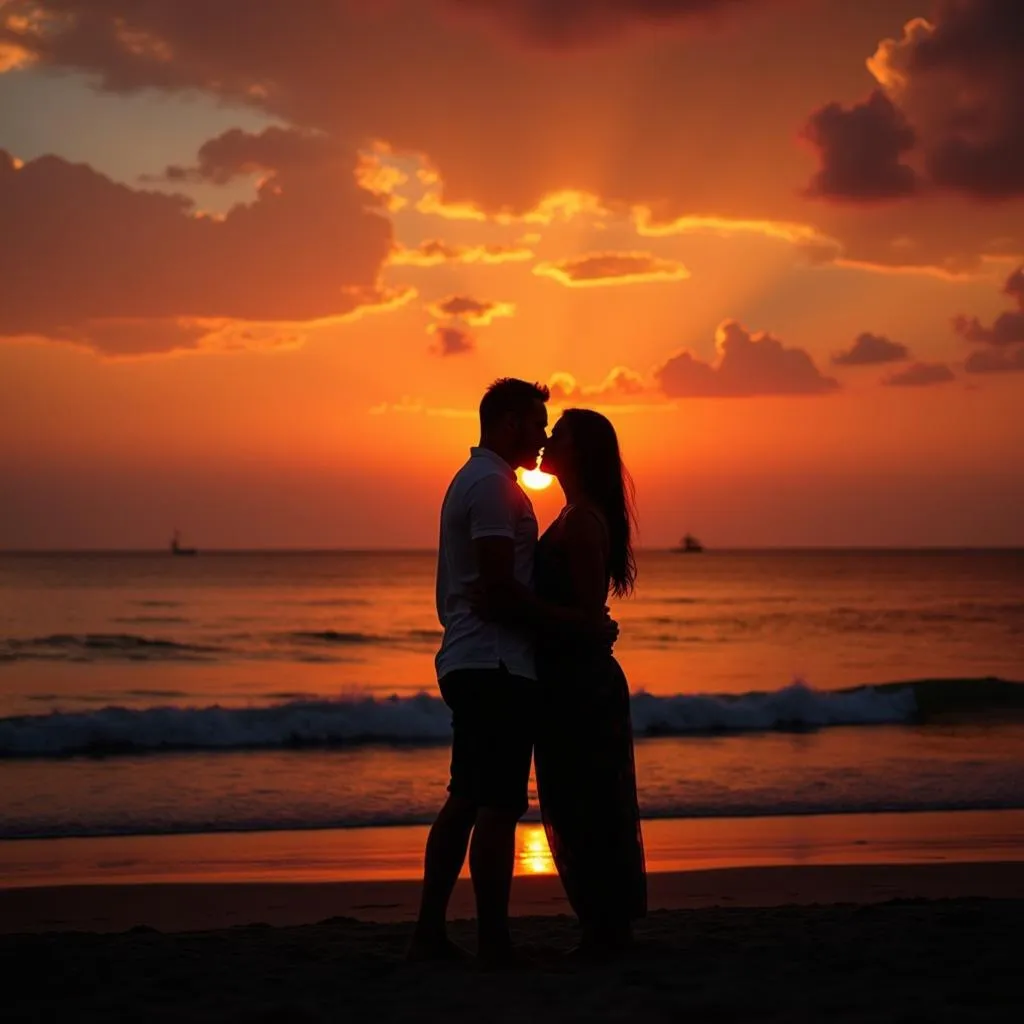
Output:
top-left (411, 377), bottom-right (646, 966)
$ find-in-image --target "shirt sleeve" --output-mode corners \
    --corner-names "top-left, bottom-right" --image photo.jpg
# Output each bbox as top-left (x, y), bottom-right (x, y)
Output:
top-left (466, 473), bottom-right (517, 540)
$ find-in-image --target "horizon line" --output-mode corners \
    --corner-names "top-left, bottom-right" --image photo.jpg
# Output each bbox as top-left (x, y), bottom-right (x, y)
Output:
top-left (2, 545), bottom-right (1022, 555)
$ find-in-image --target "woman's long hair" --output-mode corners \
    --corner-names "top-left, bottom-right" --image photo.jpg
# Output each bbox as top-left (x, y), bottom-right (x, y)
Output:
top-left (561, 408), bottom-right (637, 598)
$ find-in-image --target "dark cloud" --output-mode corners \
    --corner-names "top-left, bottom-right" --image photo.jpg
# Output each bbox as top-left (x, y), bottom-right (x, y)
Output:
top-left (0, 0), bottom-right (795, 223)
top-left (441, 0), bottom-right (780, 47)
top-left (897, 0), bottom-right (1024, 198)
top-left (426, 295), bottom-right (515, 325)
top-left (534, 252), bottom-right (689, 287)
top-left (4, 0), bottom-right (1022, 274)
top-left (1005, 265), bottom-right (1024, 303)
top-left (654, 320), bottom-right (839, 397)
top-left (428, 323), bottom-right (475, 356)
top-left (165, 126), bottom-right (343, 185)
top-left (953, 265), bottom-right (1024, 346)
top-left (802, 91), bottom-right (919, 202)
top-left (806, 1), bottom-right (1024, 201)
top-left (832, 331), bottom-right (910, 366)
top-left (964, 346), bottom-right (1024, 374)
top-left (882, 361), bottom-right (956, 387)
top-left (953, 310), bottom-right (1024, 347)
top-left (0, 136), bottom-right (395, 355)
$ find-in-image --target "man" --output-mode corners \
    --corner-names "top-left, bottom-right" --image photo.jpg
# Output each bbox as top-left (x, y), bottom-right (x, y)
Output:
top-left (410, 378), bottom-right (613, 966)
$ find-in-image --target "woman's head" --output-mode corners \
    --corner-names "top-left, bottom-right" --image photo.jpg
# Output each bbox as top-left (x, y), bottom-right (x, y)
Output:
top-left (542, 408), bottom-right (637, 597)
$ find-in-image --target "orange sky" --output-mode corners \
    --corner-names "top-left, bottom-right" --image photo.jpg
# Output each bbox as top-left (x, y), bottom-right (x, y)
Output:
top-left (1, 0), bottom-right (1022, 548)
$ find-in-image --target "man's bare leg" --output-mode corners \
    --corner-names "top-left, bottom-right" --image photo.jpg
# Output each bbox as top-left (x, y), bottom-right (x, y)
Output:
top-left (409, 794), bottom-right (476, 959)
top-left (469, 806), bottom-right (520, 963)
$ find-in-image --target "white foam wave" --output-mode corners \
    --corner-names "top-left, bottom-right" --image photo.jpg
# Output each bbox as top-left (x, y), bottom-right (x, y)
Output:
top-left (0, 683), bottom-right (918, 758)
top-left (630, 681), bottom-right (917, 734)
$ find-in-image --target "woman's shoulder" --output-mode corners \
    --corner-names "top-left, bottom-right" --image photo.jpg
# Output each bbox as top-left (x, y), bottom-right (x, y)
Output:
top-left (560, 502), bottom-right (610, 550)
top-left (563, 501), bottom-right (609, 530)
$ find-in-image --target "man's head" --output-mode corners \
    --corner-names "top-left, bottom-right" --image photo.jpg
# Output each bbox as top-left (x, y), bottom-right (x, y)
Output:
top-left (479, 378), bottom-right (550, 470)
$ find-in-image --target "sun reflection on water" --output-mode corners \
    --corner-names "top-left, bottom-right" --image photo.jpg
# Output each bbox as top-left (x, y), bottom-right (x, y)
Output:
top-left (515, 823), bottom-right (555, 875)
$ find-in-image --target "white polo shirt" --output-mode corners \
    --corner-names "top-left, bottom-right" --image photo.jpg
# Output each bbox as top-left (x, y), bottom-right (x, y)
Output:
top-left (435, 446), bottom-right (538, 682)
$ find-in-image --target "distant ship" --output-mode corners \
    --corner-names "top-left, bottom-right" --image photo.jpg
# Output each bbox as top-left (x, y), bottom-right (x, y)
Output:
top-left (170, 530), bottom-right (197, 556)
top-left (672, 533), bottom-right (704, 553)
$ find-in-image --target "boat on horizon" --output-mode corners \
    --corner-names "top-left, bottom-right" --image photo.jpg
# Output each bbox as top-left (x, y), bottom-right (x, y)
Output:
top-left (672, 533), bottom-right (704, 553)
top-left (170, 530), bottom-right (198, 556)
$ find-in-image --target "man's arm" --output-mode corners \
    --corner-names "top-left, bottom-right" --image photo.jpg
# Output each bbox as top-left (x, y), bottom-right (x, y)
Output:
top-left (466, 474), bottom-right (607, 638)
top-left (475, 535), bottom-right (606, 638)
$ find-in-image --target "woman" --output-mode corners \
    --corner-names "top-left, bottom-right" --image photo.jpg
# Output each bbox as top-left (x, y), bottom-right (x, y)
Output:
top-left (534, 408), bottom-right (646, 957)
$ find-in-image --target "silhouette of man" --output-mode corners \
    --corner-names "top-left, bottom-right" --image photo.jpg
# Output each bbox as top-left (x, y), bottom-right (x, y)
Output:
top-left (410, 378), bottom-right (550, 966)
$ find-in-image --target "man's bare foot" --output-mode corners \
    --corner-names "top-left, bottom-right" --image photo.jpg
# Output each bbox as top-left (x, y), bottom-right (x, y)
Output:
top-left (406, 934), bottom-right (471, 964)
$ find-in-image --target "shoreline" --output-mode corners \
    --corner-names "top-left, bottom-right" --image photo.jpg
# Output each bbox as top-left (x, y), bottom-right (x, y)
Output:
top-left (3, 808), bottom-right (1023, 892)
top-left (4, 860), bottom-right (1024, 934)
top-left (3, 808), bottom-right (1024, 935)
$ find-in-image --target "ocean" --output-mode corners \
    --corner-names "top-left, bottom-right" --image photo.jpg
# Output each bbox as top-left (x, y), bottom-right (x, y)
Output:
top-left (1, 549), bottom-right (1023, 877)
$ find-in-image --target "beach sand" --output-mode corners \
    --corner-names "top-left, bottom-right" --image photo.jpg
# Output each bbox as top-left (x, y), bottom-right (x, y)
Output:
top-left (5, 863), bottom-right (1023, 1022)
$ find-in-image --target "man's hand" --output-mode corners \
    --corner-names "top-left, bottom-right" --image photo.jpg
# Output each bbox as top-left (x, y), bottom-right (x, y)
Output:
top-left (594, 606), bottom-right (619, 652)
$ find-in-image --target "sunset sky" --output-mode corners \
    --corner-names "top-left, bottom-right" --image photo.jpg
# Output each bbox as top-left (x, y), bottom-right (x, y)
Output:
top-left (1, 0), bottom-right (1022, 549)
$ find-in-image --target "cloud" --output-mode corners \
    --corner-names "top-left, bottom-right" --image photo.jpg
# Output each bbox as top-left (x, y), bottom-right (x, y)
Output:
top-left (440, 0), bottom-right (783, 48)
top-left (953, 265), bottom-right (1024, 346)
top-left (0, 40), bottom-right (31, 71)
top-left (369, 396), bottom-right (474, 417)
top-left (802, 91), bottom-right (919, 202)
top-left (426, 295), bottom-right (516, 325)
top-left (54, 317), bottom-right (213, 358)
top-left (832, 332), bottom-right (911, 366)
top-left (548, 366), bottom-right (652, 404)
top-left (0, 4), bottom-right (40, 70)
top-left (654, 320), bottom-right (839, 397)
top-left (873, 3), bottom-right (1024, 199)
top-left (632, 208), bottom-right (842, 259)
top-left (413, 186), bottom-right (611, 227)
top-left (953, 310), bottom-right (1024, 347)
top-left (806, 2), bottom-right (1024, 201)
top-left (0, 135), bottom-right (396, 356)
top-left (534, 252), bottom-right (690, 287)
top-left (427, 323), bottom-right (475, 356)
top-left (14, 292), bottom-right (415, 361)
top-left (6, 0), bottom-right (1020, 275)
top-left (355, 146), bottom-right (409, 211)
top-left (388, 240), bottom-right (534, 266)
top-left (965, 346), bottom-right (1024, 374)
top-left (162, 126), bottom-right (344, 185)
top-left (1006, 265), bottom-right (1024, 304)
top-left (882, 361), bottom-right (956, 387)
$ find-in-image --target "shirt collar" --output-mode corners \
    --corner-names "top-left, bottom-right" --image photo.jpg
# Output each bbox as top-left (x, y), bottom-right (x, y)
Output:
top-left (470, 446), bottom-right (516, 479)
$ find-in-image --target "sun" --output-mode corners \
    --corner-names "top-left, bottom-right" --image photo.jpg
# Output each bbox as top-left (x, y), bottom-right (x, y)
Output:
top-left (520, 467), bottom-right (554, 491)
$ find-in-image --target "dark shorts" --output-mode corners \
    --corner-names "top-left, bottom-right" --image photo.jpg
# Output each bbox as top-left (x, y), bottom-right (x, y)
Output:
top-left (439, 664), bottom-right (536, 818)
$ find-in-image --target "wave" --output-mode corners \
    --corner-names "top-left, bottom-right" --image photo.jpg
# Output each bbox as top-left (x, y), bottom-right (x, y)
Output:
top-left (0, 633), bottom-right (220, 663)
top-left (0, 625), bottom-right (444, 663)
top-left (112, 616), bottom-right (191, 626)
top-left (1, 678), bottom-right (1020, 759)
top-left (284, 629), bottom-right (441, 646)
top-left (8, 796), bottom-right (1024, 841)
top-left (286, 630), bottom-right (385, 645)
